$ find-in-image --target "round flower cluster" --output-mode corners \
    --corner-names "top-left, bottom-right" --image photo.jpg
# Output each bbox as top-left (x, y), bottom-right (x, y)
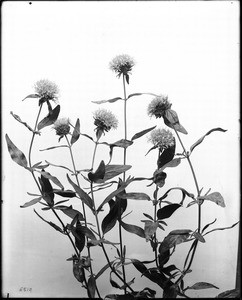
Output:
top-left (109, 54), bottom-right (135, 77)
top-left (93, 109), bottom-right (118, 132)
top-left (34, 79), bottom-right (59, 101)
top-left (53, 117), bottom-right (70, 137)
top-left (147, 95), bottom-right (172, 118)
top-left (148, 128), bottom-right (175, 150)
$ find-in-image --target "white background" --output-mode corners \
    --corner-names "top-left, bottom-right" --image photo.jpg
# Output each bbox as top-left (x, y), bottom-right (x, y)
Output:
top-left (2, 1), bottom-right (240, 298)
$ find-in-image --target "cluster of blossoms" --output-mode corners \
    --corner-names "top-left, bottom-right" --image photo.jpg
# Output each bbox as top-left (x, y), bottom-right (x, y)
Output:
top-left (93, 109), bottom-right (118, 133)
top-left (34, 79), bottom-right (59, 101)
top-left (53, 117), bottom-right (70, 138)
top-left (147, 94), bottom-right (172, 118)
top-left (109, 54), bottom-right (135, 78)
top-left (148, 128), bottom-right (175, 150)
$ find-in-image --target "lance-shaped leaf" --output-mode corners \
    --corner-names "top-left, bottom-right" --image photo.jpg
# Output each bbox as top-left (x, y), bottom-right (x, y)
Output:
top-left (60, 205), bottom-right (84, 220)
top-left (53, 189), bottom-right (76, 198)
top-left (102, 200), bottom-right (119, 235)
top-left (87, 275), bottom-right (96, 298)
top-left (76, 224), bottom-right (97, 241)
top-left (187, 282), bottom-right (219, 290)
top-left (215, 288), bottom-right (240, 298)
top-left (67, 174), bottom-right (94, 211)
top-left (163, 109), bottom-right (188, 134)
top-left (202, 218), bottom-right (217, 234)
top-left (106, 140), bottom-right (133, 164)
top-left (71, 118), bottom-right (80, 145)
top-left (37, 104), bottom-right (60, 130)
top-left (158, 248), bottom-right (171, 267)
top-left (97, 177), bottom-right (133, 212)
top-left (22, 93), bottom-right (40, 101)
top-left (10, 111), bottom-right (40, 135)
top-left (158, 187), bottom-right (194, 205)
top-left (127, 92), bottom-right (158, 100)
top-left (143, 221), bottom-right (159, 242)
top-left (121, 221), bottom-right (145, 239)
top-left (39, 173), bottom-right (54, 206)
top-left (103, 164), bottom-right (131, 182)
top-left (88, 160), bottom-right (105, 183)
top-left (157, 203), bottom-right (181, 220)
top-left (5, 134), bottom-right (28, 168)
top-left (20, 196), bottom-right (42, 208)
top-left (200, 192), bottom-right (225, 207)
top-left (72, 222), bottom-right (85, 252)
top-left (159, 229), bottom-right (192, 254)
top-left (193, 232), bottom-right (206, 243)
top-left (92, 97), bottom-right (123, 104)
top-left (203, 221), bottom-right (239, 237)
top-left (190, 127), bottom-right (227, 154)
top-left (157, 143), bottom-right (176, 169)
top-left (39, 171), bottom-right (64, 190)
top-left (119, 192), bottom-right (151, 201)
top-left (131, 126), bottom-right (156, 141)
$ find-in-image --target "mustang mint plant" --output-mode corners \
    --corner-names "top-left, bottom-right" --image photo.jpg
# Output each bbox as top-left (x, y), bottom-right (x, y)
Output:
top-left (5, 56), bottom-right (240, 299)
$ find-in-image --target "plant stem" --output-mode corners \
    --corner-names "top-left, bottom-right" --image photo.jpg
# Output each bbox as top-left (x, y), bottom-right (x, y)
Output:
top-left (120, 74), bottom-right (128, 293)
top-left (27, 104), bottom-right (85, 290)
top-left (90, 183), bottom-right (135, 293)
top-left (65, 136), bottom-right (101, 298)
top-left (173, 127), bottom-right (202, 285)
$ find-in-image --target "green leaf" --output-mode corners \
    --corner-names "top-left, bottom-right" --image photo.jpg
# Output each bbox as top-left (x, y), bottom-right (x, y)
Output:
top-left (10, 111), bottom-right (40, 135)
top-left (193, 232), bottom-right (206, 243)
top-left (103, 164), bottom-right (131, 182)
top-left (190, 127), bottom-right (227, 154)
top-left (159, 230), bottom-right (192, 254)
top-left (67, 174), bottom-right (94, 211)
top-left (39, 173), bottom-right (54, 206)
top-left (215, 288), bottom-right (240, 298)
top-left (5, 134), bottom-right (28, 168)
top-left (88, 160), bottom-right (105, 183)
top-left (163, 109), bottom-right (188, 134)
top-left (143, 221), bottom-right (158, 241)
top-left (87, 275), bottom-right (96, 298)
top-left (131, 126), bottom-right (156, 141)
top-left (157, 204), bottom-right (181, 220)
top-left (20, 196), bottom-right (42, 208)
top-left (22, 93), bottom-right (39, 101)
top-left (157, 143), bottom-right (176, 169)
top-left (201, 192), bottom-right (225, 207)
top-left (73, 223), bottom-right (85, 252)
top-left (53, 189), bottom-right (76, 198)
top-left (127, 92), bottom-right (157, 100)
top-left (92, 97), bottom-right (123, 104)
top-left (202, 218), bottom-right (217, 234)
top-left (102, 200), bottom-right (119, 235)
top-left (40, 145), bottom-right (69, 151)
top-left (121, 221), bottom-right (145, 239)
top-left (119, 192), bottom-right (151, 201)
top-left (188, 282), bottom-right (219, 290)
top-left (76, 224), bottom-right (97, 241)
top-left (203, 221), bottom-right (239, 237)
top-left (97, 177), bottom-right (133, 212)
top-left (71, 118), bottom-right (80, 145)
top-left (60, 205), bottom-right (84, 220)
top-left (37, 104), bottom-right (60, 130)
top-left (39, 171), bottom-right (64, 190)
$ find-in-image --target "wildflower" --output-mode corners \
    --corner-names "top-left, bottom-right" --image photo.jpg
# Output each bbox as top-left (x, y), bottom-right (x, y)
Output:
top-left (153, 170), bottom-right (167, 188)
top-left (34, 79), bottom-right (59, 102)
top-left (93, 109), bottom-right (118, 132)
top-left (109, 54), bottom-right (135, 83)
top-left (53, 117), bottom-right (70, 140)
top-left (147, 95), bottom-right (172, 118)
top-left (148, 128), bottom-right (175, 150)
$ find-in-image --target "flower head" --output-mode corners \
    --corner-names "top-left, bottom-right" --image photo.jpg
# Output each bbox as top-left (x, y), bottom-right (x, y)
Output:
top-left (148, 128), bottom-right (175, 150)
top-left (53, 117), bottom-right (70, 138)
top-left (147, 95), bottom-right (172, 118)
top-left (93, 109), bottom-right (118, 133)
top-left (109, 54), bottom-right (135, 78)
top-left (34, 79), bottom-right (59, 101)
